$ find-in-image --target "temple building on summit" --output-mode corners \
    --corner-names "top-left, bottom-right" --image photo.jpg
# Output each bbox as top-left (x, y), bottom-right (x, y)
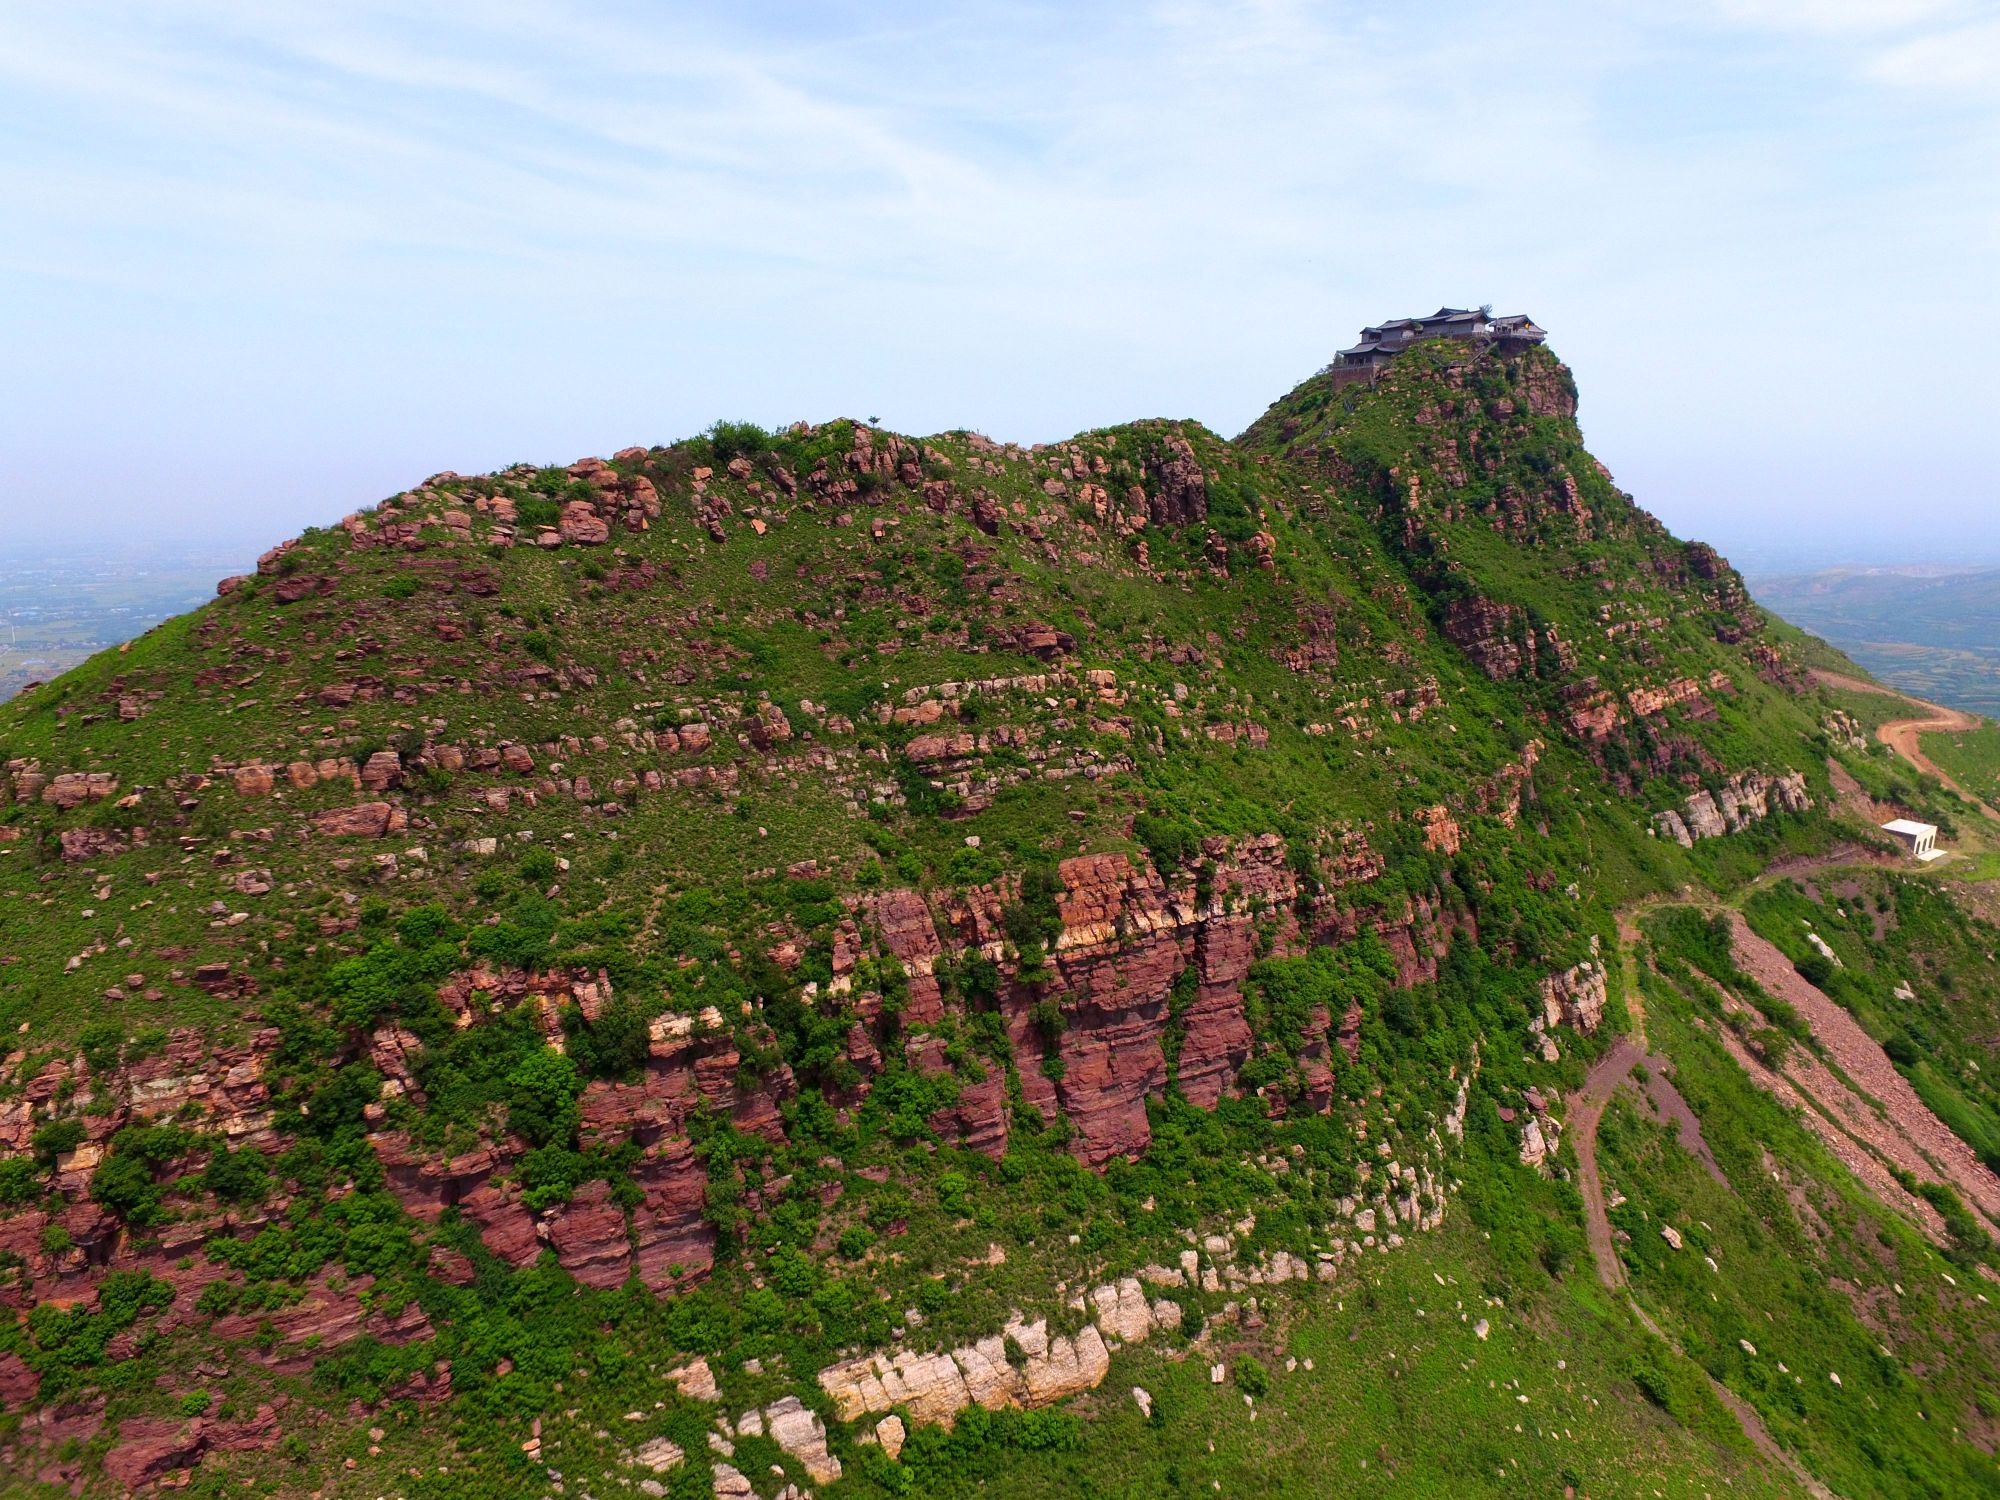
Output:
top-left (1334, 306), bottom-right (1546, 376)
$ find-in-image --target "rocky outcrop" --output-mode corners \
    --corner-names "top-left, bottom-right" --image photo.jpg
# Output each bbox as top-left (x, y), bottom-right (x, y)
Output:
top-left (546, 1179), bottom-right (631, 1288)
top-left (1417, 804), bottom-right (1462, 855)
top-left (41, 772), bottom-right (118, 810)
top-left (819, 1288), bottom-right (1161, 1429)
top-left (1516, 354), bottom-right (1577, 420)
top-left (821, 1128), bottom-right (1458, 1442)
top-left (1519, 1113), bottom-right (1559, 1170)
top-left (1439, 597), bottom-right (1571, 683)
top-left (102, 1405), bottom-right (281, 1489)
top-left (309, 801), bottom-right (407, 838)
top-left (1539, 952), bottom-right (1608, 1035)
top-left (1144, 432), bottom-right (1208, 526)
top-left (58, 826), bottom-right (131, 862)
top-left (559, 500), bottom-right (611, 545)
top-left (1653, 769), bottom-right (1810, 847)
top-left (900, 834), bottom-right (1457, 1166)
top-left (738, 1396), bottom-right (840, 1486)
top-left (1440, 597), bottom-right (1527, 681)
top-left (5, 690), bottom-right (1478, 1394)
top-left (1823, 710), bottom-right (1867, 750)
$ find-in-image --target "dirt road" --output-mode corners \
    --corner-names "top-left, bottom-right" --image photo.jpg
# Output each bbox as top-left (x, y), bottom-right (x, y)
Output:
top-left (1811, 668), bottom-right (1997, 820)
top-left (1572, 1036), bottom-right (1647, 1292)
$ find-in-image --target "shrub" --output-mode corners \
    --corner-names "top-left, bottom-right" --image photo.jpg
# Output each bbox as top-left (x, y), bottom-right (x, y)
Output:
top-left (837, 1224), bottom-right (876, 1259)
top-left (1234, 1355), bottom-right (1270, 1397)
top-left (706, 420), bottom-right (772, 462)
top-left (505, 1049), bottom-right (582, 1148)
top-left (0, 1157), bottom-right (43, 1205)
top-left (341, 1222), bottom-right (414, 1278)
top-left (567, 997), bottom-right (652, 1079)
top-left (203, 1145), bottom-right (271, 1204)
top-left (32, 1119), bottom-right (85, 1165)
top-left (410, 764), bottom-right (454, 796)
top-left (78, 1020), bottom-right (124, 1074)
top-left (90, 1152), bottom-right (164, 1225)
top-left (1134, 810), bottom-right (1203, 876)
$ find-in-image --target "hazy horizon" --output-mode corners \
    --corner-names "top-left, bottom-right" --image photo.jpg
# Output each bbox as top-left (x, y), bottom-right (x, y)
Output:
top-left (4, 3), bottom-right (1997, 565)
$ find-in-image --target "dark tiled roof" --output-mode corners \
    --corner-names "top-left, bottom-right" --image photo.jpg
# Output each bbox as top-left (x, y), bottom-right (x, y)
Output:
top-left (1340, 307), bottom-right (1544, 363)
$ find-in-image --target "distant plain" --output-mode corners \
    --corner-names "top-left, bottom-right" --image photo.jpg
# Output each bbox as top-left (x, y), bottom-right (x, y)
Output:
top-left (1751, 565), bottom-right (2000, 718)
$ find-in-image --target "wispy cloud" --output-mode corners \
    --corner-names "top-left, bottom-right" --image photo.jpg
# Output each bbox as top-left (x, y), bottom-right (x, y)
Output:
top-left (0, 1), bottom-right (1993, 560)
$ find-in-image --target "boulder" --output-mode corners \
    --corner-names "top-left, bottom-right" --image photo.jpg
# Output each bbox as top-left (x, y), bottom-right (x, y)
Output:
top-left (59, 827), bottom-right (129, 862)
top-left (1539, 959), bottom-right (1607, 1034)
top-left (359, 750), bottom-right (403, 793)
top-left (763, 1395), bottom-right (840, 1485)
top-left (231, 765), bottom-right (274, 797)
top-left (875, 1414), bottom-right (906, 1460)
top-left (560, 500), bottom-right (610, 545)
top-left (309, 802), bottom-right (405, 838)
top-left (42, 772), bottom-right (118, 810)
top-left (101, 1418), bottom-right (204, 1489)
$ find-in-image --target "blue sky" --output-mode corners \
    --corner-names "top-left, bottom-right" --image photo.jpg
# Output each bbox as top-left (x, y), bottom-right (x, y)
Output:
top-left (3, 1), bottom-right (1996, 567)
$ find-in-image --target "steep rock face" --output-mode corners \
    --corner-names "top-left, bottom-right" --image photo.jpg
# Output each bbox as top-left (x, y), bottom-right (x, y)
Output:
top-left (1042, 853), bottom-right (1186, 1160)
top-left (101, 1406), bottom-right (281, 1490)
top-left (903, 835), bottom-right (1462, 1166)
top-left (1439, 597), bottom-right (1528, 681)
top-left (1540, 956), bottom-right (1608, 1034)
top-left (0, 828), bottom-right (1477, 1342)
top-left (1653, 769), bottom-right (1811, 847)
top-left (1144, 432), bottom-right (1208, 526)
top-left (1517, 356), bottom-right (1577, 420)
top-left (1439, 597), bottom-right (1572, 683)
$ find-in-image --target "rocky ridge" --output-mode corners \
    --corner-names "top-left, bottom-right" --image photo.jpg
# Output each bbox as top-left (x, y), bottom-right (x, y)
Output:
top-left (0, 337), bottom-right (1848, 1494)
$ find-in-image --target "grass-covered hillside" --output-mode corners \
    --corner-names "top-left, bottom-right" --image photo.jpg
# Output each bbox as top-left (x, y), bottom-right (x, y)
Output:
top-left (1, 339), bottom-right (1993, 1497)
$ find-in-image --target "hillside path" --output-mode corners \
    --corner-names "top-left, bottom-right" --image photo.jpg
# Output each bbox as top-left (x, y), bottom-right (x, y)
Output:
top-left (1811, 668), bottom-right (1997, 820)
top-left (1570, 1023), bottom-right (1834, 1496)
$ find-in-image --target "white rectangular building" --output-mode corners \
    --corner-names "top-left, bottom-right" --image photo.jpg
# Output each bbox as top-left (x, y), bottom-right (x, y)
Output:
top-left (1880, 818), bottom-right (1943, 861)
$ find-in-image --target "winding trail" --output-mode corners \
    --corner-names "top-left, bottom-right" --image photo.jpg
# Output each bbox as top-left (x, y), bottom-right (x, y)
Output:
top-left (1571, 1024), bottom-right (1835, 1496)
top-left (1811, 668), bottom-right (1998, 821)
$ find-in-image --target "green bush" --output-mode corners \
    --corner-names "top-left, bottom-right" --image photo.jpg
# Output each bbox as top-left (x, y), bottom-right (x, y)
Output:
top-left (203, 1145), bottom-right (271, 1204)
top-left (0, 1157), bottom-right (43, 1205)
top-left (31, 1118), bottom-right (85, 1165)
top-left (837, 1224), bottom-right (876, 1259)
top-left (1234, 1355), bottom-right (1270, 1396)
top-left (505, 1048), bottom-right (583, 1148)
top-left (706, 419), bottom-right (772, 462)
top-left (78, 1019), bottom-right (124, 1074)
